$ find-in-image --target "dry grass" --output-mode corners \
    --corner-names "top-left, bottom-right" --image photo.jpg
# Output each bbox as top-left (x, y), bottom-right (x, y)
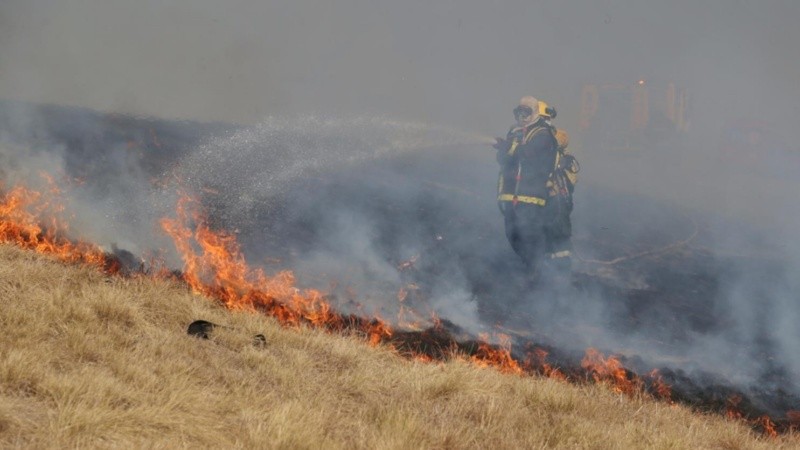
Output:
top-left (0, 244), bottom-right (797, 449)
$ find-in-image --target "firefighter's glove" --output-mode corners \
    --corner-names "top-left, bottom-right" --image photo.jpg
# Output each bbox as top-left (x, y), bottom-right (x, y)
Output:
top-left (492, 137), bottom-right (508, 151)
top-left (494, 138), bottom-right (510, 164)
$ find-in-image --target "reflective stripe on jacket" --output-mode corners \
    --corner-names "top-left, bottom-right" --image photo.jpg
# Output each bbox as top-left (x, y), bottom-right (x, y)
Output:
top-left (497, 121), bottom-right (558, 206)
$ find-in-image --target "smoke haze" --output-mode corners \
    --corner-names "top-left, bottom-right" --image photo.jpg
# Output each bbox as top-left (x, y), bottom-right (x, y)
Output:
top-left (3, 1), bottom-right (799, 133)
top-left (2, 0), bottom-right (800, 419)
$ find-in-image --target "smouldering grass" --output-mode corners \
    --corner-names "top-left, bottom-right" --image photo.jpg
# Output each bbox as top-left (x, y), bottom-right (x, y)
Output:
top-left (0, 244), bottom-right (795, 449)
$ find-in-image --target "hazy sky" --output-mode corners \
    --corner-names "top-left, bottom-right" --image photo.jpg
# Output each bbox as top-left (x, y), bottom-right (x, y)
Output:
top-left (1, 1), bottom-right (799, 138)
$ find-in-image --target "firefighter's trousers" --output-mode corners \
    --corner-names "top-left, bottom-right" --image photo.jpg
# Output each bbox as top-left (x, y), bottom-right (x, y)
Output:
top-left (502, 195), bottom-right (572, 274)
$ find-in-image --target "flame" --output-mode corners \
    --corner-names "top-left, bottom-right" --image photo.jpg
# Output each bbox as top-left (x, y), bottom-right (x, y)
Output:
top-left (413, 354), bottom-right (434, 363)
top-left (525, 348), bottom-right (566, 381)
top-left (725, 396), bottom-right (778, 437)
top-left (159, 194), bottom-right (392, 344)
top-left (469, 333), bottom-right (523, 375)
top-left (725, 395), bottom-right (744, 420)
top-left (647, 369), bottom-right (673, 402)
top-left (756, 415), bottom-right (778, 438)
top-left (395, 286), bottom-right (418, 330)
top-left (1, 178), bottom-right (791, 436)
top-left (158, 194), bottom-right (529, 372)
top-left (154, 202), bottom-right (698, 401)
top-left (395, 283), bottom-right (431, 330)
top-left (581, 348), bottom-right (641, 395)
top-left (0, 180), bottom-right (116, 272)
top-left (581, 352), bottom-right (673, 402)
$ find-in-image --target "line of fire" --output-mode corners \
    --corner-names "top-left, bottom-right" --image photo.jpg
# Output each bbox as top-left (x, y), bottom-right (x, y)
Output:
top-left (1, 99), bottom-right (798, 438)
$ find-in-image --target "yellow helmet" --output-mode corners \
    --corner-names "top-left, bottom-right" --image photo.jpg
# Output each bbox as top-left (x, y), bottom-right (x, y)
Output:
top-left (538, 101), bottom-right (557, 120)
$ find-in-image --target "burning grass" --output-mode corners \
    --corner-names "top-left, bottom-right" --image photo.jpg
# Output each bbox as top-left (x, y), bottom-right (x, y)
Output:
top-left (0, 180), bottom-right (117, 273)
top-left (1, 180), bottom-right (798, 438)
top-left (1, 245), bottom-right (797, 449)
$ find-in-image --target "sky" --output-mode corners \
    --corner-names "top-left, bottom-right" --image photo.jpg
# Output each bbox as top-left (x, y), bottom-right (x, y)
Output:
top-left (2, 0), bottom-right (799, 139)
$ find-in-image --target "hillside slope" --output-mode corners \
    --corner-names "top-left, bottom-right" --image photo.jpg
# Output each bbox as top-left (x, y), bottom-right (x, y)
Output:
top-left (0, 245), bottom-right (794, 449)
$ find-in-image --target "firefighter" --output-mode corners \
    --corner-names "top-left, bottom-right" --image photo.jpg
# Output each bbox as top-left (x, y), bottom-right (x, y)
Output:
top-left (493, 96), bottom-right (578, 281)
top-left (541, 100), bottom-right (579, 271)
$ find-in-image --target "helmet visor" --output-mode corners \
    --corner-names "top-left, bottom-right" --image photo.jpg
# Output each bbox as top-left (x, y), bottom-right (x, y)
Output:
top-left (513, 105), bottom-right (533, 120)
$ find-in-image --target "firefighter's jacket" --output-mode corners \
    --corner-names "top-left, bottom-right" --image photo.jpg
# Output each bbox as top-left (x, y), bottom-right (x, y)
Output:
top-left (497, 120), bottom-right (559, 207)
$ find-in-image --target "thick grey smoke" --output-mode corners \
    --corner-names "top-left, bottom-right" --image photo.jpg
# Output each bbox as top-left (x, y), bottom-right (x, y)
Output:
top-left (0, 101), bottom-right (180, 258)
top-left (2, 0), bottom-right (800, 412)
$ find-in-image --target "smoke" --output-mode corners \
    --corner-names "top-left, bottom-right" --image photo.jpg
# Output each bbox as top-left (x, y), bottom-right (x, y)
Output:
top-left (0, 101), bottom-right (186, 258)
top-left (171, 114), bottom-right (493, 327)
top-left (176, 115), bottom-right (489, 227)
top-left (2, 0), bottom-right (800, 415)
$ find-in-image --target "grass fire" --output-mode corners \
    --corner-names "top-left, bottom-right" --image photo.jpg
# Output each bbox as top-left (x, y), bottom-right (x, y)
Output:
top-left (2, 3), bottom-right (800, 447)
top-left (1, 150), bottom-right (798, 445)
top-left (0, 197), bottom-right (796, 447)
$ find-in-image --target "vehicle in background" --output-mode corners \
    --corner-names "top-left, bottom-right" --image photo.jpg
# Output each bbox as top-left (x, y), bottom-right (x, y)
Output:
top-left (579, 80), bottom-right (689, 152)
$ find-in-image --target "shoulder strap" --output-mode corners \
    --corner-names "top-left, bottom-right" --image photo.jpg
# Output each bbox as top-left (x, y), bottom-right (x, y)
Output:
top-left (509, 123), bottom-right (557, 156)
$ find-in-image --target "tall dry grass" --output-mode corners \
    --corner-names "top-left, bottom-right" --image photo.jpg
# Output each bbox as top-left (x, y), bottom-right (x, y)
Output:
top-left (0, 244), bottom-right (796, 449)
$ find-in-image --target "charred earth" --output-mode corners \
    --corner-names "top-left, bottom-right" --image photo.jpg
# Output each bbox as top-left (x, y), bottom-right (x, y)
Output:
top-left (2, 100), bottom-right (797, 434)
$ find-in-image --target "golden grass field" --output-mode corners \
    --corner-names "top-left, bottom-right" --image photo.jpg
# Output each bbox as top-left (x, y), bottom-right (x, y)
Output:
top-left (0, 244), bottom-right (797, 449)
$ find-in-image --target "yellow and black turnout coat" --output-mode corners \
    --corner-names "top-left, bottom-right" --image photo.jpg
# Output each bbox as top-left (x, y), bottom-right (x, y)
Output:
top-left (497, 120), bottom-right (560, 208)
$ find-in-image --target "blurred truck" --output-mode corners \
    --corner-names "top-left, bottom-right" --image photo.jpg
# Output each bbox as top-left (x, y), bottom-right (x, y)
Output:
top-left (579, 81), bottom-right (690, 152)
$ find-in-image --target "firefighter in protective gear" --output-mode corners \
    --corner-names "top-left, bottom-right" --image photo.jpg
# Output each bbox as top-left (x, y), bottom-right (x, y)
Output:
top-left (493, 96), bottom-right (578, 279)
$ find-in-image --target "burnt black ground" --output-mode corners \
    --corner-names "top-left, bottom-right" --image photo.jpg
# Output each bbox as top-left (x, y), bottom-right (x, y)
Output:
top-left (2, 101), bottom-right (797, 430)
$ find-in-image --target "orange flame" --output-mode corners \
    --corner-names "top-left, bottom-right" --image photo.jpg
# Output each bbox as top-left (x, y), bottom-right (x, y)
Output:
top-left (159, 194), bottom-right (392, 343)
top-left (725, 396), bottom-right (778, 437)
top-left (647, 369), bottom-right (673, 402)
top-left (469, 333), bottom-right (523, 375)
top-left (525, 348), bottom-right (566, 381)
top-left (1, 179), bottom-right (790, 437)
top-left (725, 395), bottom-right (744, 420)
top-left (0, 181), bottom-right (115, 272)
top-left (581, 348), bottom-right (641, 395)
top-left (158, 195), bottom-right (530, 375)
top-left (412, 353), bottom-right (434, 363)
top-left (756, 415), bottom-right (778, 438)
